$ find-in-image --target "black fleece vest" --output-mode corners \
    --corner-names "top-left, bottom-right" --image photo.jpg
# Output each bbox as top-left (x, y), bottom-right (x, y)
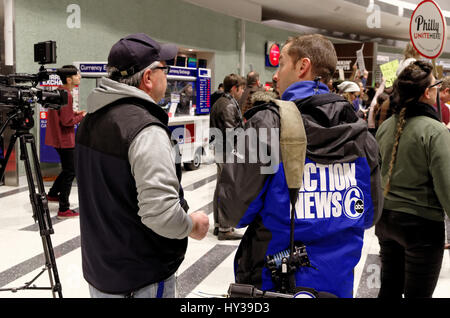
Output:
top-left (76, 97), bottom-right (187, 294)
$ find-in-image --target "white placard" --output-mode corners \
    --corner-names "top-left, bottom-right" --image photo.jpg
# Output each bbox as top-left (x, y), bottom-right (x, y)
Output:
top-left (356, 44), bottom-right (366, 72)
top-left (339, 69), bottom-right (345, 81)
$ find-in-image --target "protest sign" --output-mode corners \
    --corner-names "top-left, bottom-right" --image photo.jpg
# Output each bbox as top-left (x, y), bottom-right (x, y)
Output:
top-left (379, 60), bottom-right (399, 88)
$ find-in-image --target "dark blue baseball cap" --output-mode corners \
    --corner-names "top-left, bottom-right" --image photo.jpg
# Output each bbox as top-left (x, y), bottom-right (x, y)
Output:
top-left (108, 33), bottom-right (178, 77)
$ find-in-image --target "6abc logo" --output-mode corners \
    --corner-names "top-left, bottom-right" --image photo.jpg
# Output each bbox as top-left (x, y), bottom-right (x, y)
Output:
top-left (343, 186), bottom-right (365, 220)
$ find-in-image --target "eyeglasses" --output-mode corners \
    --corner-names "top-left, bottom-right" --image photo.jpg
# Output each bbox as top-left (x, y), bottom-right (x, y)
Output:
top-left (429, 80), bottom-right (443, 89)
top-left (152, 66), bottom-right (170, 75)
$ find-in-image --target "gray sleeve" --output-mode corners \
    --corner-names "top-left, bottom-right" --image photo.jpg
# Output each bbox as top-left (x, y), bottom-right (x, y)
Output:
top-left (128, 125), bottom-right (193, 239)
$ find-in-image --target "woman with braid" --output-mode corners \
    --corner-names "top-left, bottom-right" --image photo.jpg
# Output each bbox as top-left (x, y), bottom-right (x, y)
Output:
top-left (375, 60), bottom-right (450, 298)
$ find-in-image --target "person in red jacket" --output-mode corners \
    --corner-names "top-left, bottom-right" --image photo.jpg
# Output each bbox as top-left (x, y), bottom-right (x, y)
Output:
top-left (439, 76), bottom-right (450, 126)
top-left (45, 65), bottom-right (86, 219)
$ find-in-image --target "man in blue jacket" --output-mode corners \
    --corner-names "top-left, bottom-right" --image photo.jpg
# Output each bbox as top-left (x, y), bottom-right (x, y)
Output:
top-left (217, 34), bottom-right (382, 298)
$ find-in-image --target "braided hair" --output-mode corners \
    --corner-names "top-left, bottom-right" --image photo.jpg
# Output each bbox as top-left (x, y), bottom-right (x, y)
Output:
top-left (384, 60), bottom-right (433, 196)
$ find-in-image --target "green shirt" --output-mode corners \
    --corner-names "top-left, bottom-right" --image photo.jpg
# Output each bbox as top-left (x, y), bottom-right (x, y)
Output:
top-left (376, 115), bottom-right (450, 222)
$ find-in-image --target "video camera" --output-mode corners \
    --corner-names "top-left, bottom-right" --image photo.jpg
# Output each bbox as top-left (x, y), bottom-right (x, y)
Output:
top-left (228, 243), bottom-right (333, 299)
top-left (0, 41), bottom-right (76, 131)
top-left (0, 41), bottom-right (75, 298)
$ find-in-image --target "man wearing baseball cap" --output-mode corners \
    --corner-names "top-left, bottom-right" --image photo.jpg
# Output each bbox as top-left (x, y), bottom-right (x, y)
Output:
top-left (76, 33), bottom-right (209, 298)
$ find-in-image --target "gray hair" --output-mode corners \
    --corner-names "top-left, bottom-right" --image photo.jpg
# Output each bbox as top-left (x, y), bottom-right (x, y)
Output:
top-left (442, 76), bottom-right (450, 91)
top-left (108, 61), bottom-right (160, 88)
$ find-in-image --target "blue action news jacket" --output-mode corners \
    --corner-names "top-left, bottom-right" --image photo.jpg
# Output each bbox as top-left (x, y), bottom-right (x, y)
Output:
top-left (217, 81), bottom-right (382, 298)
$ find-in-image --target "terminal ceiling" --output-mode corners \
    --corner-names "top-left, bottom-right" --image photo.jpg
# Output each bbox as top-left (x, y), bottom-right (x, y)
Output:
top-left (184, 0), bottom-right (450, 42)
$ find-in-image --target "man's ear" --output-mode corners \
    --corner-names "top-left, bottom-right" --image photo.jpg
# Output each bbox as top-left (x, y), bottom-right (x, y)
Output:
top-left (297, 57), bottom-right (312, 80)
top-left (443, 87), bottom-right (450, 98)
top-left (423, 87), bottom-right (431, 100)
top-left (139, 69), bottom-right (153, 94)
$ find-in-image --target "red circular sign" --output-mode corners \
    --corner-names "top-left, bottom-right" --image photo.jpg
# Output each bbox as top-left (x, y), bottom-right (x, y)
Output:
top-left (410, 0), bottom-right (447, 59)
top-left (269, 44), bottom-right (280, 67)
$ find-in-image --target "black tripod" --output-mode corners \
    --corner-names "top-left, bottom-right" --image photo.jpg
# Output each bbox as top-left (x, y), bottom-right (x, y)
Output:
top-left (0, 110), bottom-right (63, 298)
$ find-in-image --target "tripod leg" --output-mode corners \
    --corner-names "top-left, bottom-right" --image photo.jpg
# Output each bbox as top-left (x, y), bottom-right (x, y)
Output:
top-left (26, 134), bottom-right (54, 231)
top-left (19, 135), bottom-right (63, 298)
top-left (0, 133), bottom-right (18, 182)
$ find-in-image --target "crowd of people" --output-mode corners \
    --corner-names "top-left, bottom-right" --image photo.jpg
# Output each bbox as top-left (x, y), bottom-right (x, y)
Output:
top-left (44, 31), bottom-right (449, 298)
top-left (327, 43), bottom-right (450, 138)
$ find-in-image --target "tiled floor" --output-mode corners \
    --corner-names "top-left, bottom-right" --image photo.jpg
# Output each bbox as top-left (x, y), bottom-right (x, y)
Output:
top-left (0, 162), bottom-right (448, 298)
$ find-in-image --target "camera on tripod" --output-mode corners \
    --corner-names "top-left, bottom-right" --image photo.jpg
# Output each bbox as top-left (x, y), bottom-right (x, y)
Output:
top-left (0, 41), bottom-right (71, 298)
top-left (0, 41), bottom-right (76, 131)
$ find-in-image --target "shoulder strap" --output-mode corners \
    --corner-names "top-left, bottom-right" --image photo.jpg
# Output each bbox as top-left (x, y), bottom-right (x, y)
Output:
top-left (272, 99), bottom-right (310, 293)
top-left (273, 99), bottom-right (307, 190)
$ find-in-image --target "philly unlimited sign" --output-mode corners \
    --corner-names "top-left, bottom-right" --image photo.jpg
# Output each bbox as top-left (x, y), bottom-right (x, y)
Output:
top-left (410, 0), bottom-right (447, 59)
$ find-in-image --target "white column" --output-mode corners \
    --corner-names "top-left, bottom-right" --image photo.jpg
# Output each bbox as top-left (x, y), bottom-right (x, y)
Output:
top-left (4, 0), bottom-right (14, 66)
top-left (240, 19), bottom-right (246, 77)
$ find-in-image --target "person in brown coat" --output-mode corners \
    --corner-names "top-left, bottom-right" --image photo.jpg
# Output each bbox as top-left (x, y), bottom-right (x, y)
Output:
top-left (239, 71), bottom-right (265, 115)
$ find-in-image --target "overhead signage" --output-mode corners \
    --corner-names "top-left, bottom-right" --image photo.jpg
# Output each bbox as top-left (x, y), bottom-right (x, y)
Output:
top-left (187, 57), bottom-right (197, 68)
top-left (265, 42), bottom-right (280, 67)
top-left (73, 62), bottom-right (108, 77)
top-left (168, 66), bottom-right (197, 78)
top-left (198, 68), bottom-right (211, 78)
top-left (410, 0), bottom-right (447, 59)
top-left (167, 66), bottom-right (197, 82)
